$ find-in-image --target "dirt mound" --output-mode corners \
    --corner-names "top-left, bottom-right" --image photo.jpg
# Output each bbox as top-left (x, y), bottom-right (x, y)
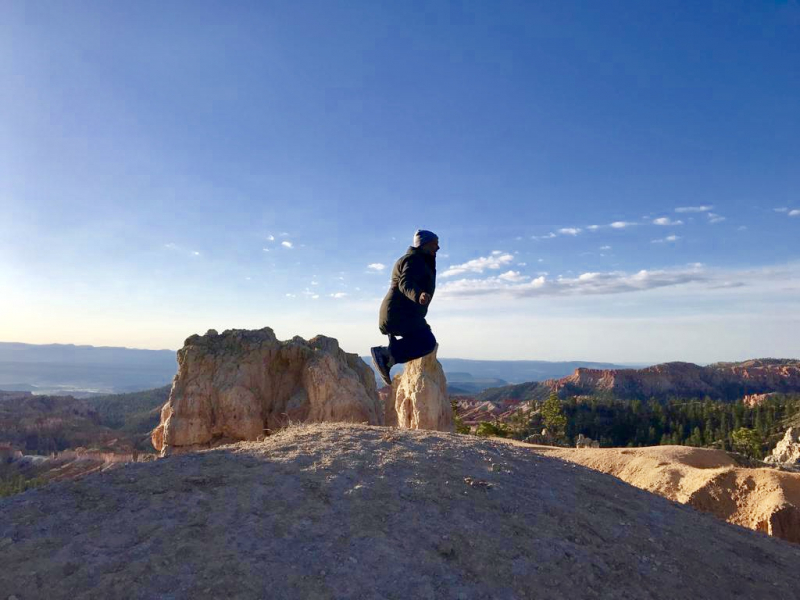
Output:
top-left (2, 424), bottom-right (799, 599)
top-left (529, 444), bottom-right (800, 543)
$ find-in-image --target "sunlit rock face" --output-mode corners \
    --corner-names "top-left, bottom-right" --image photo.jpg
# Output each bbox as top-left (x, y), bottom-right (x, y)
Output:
top-left (765, 428), bottom-right (800, 466)
top-left (392, 346), bottom-right (453, 433)
top-left (151, 328), bottom-right (382, 455)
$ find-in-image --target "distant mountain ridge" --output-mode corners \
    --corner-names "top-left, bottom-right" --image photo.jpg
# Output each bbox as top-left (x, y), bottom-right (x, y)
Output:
top-left (0, 341), bottom-right (177, 394)
top-left (478, 358), bottom-right (800, 403)
top-left (362, 357), bottom-right (630, 392)
top-left (0, 341), bottom-right (175, 365)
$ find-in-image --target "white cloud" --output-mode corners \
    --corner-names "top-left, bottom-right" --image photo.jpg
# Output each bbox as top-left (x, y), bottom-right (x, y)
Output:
top-left (262, 248), bottom-right (271, 252)
top-left (587, 225), bottom-right (601, 231)
top-left (707, 213), bottom-right (726, 224)
top-left (517, 262), bottom-right (527, 267)
top-left (497, 270), bottom-right (530, 283)
top-left (675, 205), bottom-right (713, 213)
top-left (558, 227), bottom-right (582, 236)
top-left (600, 245), bottom-right (611, 250)
top-left (653, 217), bottom-right (684, 226)
top-left (281, 241), bottom-right (294, 249)
top-left (330, 292), bottom-right (348, 299)
top-left (267, 235), bottom-right (275, 241)
top-left (192, 251), bottom-right (200, 256)
top-left (312, 294), bottom-right (320, 299)
top-left (610, 221), bottom-right (636, 229)
top-left (774, 208), bottom-right (788, 213)
top-left (285, 293), bottom-right (296, 298)
top-left (737, 226), bottom-right (747, 231)
top-left (532, 232), bottom-right (557, 240)
top-left (442, 251), bottom-right (515, 278)
top-left (790, 210), bottom-right (800, 217)
top-left (367, 263), bottom-right (386, 271)
top-left (652, 235), bottom-right (680, 244)
top-left (438, 263), bottom-right (734, 299)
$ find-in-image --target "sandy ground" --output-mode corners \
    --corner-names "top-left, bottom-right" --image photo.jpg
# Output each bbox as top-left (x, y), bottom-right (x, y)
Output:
top-left (2, 424), bottom-right (800, 600)
top-left (526, 443), bottom-right (800, 543)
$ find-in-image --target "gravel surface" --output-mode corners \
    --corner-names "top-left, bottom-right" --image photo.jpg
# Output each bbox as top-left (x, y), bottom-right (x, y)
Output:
top-left (2, 423), bottom-right (800, 600)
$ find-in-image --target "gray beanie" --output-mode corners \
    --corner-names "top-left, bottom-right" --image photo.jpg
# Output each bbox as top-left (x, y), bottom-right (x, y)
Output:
top-left (412, 229), bottom-right (438, 248)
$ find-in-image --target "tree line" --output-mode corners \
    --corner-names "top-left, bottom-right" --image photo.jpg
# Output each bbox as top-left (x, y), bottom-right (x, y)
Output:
top-left (468, 393), bottom-right (800, 459)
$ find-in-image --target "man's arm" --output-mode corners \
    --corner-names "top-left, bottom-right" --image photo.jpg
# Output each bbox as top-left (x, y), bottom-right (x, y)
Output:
top-left (398, 256), bottom-right (427, 304)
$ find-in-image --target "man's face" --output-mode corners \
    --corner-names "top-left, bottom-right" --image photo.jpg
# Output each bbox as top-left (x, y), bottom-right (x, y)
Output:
top-left (422, 239), bottom-right (440, 256)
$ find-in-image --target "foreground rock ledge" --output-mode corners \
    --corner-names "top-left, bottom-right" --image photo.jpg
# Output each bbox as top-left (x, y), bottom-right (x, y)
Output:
top-left (152, 328), bottom-right (382, 455)
top-left (2, 424), bottom-right (799, 600)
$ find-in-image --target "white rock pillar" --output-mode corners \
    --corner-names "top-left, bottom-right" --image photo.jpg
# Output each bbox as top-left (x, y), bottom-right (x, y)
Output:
top-left (393, 345), bottom-right (453, 432)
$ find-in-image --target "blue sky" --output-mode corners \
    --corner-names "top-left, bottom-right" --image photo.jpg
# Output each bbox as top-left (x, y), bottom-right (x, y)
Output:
top-left (1, 1), bottom-right (799, 363)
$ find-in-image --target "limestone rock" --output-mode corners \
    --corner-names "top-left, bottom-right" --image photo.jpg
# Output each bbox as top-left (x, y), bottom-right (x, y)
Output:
top-left (765, 428), bottom-right (800, 465)
top-left (575, 433), bottom-right (599, 448)
top-left (392, 346), bottom-right (453, 432)
top-left (151, 328), bottom-right (381, 455)
top-left (743, 392), bottom-right (780, 407)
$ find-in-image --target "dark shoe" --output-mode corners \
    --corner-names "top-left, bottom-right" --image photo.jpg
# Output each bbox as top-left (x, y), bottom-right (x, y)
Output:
top-left (370, 346), bottom-right (393, 387)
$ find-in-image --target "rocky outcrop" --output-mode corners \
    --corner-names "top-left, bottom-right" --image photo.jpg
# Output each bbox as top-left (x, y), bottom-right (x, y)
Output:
top-left (478, 358), bottom-right (800, 403)
top-left (392, 346), bottom-right (453, 432)
top-left (575, 433), bottom-right (599, 448)
top-left (743, 392), bottom-right (781, 407)
top-left (151, 328), bottom-right (382, 455)
top-left (765, 428), bottom-right (800, 466)
top-left (531, 444), bottom-right (800, 545)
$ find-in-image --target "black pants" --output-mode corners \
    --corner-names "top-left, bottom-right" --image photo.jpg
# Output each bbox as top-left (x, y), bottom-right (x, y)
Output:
top-left (387, 325), bottom-right (437, 364)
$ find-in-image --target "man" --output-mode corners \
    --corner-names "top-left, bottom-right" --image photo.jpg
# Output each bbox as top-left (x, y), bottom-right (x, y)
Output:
top-left (370, 229), bottom-right (439, 386)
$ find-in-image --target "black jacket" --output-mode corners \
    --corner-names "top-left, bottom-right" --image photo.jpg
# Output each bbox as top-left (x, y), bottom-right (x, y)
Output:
top-left (378, 246), bottom-right (436, 336)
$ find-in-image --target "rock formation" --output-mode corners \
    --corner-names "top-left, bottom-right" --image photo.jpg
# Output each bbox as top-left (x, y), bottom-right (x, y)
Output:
top-left (743, 392), bottom-right (781, 407)
top-left (765, 428), bottom-right (800, 466)
top-left (392, 346), bottom-right (453, 432)
top-left (478, 358), bottom-right (800, 403)
top-left (151, 328), bottom-right (382, 455)
top-left (575, 433), bottom-right (599, 448)
top-left (531, 443), bottom-right (800, 544)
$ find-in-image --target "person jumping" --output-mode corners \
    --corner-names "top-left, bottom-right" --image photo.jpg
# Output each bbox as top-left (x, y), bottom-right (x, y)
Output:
top-left (370, 229), bottom-right (439, 386)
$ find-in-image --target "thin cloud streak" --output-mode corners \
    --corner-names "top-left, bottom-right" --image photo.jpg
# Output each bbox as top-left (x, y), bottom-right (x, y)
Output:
top-left (438, 263), bottom-right (800, 299)
top-left (675, 205), bottom-right (713, 213)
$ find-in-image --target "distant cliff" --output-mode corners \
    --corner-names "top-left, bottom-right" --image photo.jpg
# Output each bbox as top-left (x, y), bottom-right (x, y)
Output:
top-left (478, 358), bottom-right (800, 403)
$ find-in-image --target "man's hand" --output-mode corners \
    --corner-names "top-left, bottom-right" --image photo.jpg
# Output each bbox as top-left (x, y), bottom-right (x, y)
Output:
top-left (419, 292), bottom-right (431, 306)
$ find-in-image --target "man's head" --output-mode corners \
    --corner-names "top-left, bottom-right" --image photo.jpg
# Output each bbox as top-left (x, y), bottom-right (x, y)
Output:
top-left (413, 229), bottom-right (439, 256)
